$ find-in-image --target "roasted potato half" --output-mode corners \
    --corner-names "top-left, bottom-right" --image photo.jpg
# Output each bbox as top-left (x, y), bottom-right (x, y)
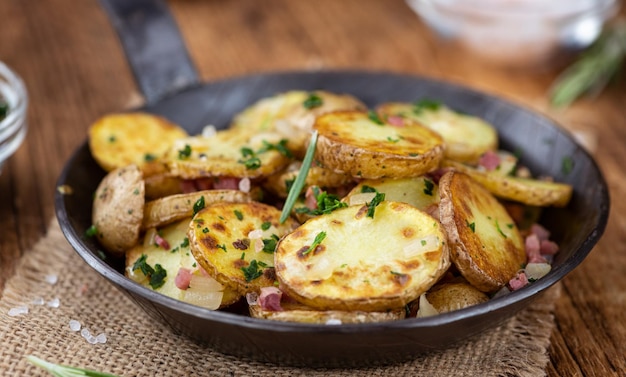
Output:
top-left (425, 278), bottom-right (489, 314)
top-left (188, 202), bottom-right (299, 296)
top-left (438, 171), bottom-right (526, 292)
top-left (92, 164), bottom-right (144, 257)
top-left (231, 90), bottom-right (366, 158)
top-left (377, 102), bottom-right (498, 163)
top-left (343, 177), bottom-right (439, 213)
top-left (442, 159), bottom-right (573, 207)
top-left (163, 128), bottom-right (292, 180)
top-left (249, 300), bottom-right (405, 324)
top-left (126, 218), bottom-right (240, 309)
top-left (314, 111), bottom-right (444, 179)
top-left (88, 112), bottom-right (188, 173)
top-left (142, 190), bottom-right (252, 230)
top-left (275, 201), bottom-right (450, 312)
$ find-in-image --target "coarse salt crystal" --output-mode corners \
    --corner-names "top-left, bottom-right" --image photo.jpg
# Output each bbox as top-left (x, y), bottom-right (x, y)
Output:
top-left (46, 298), bottom-right (60, 308)
top-left (81, 328), bottom-right (91, 338)
top-left (8, 306), bottom-right (29, 317)
top-left (45, 274), bottom-right (58, 285)
top-left (95, 333), bottom-right (107, 344)
top-left (69, 320), bottom-right (81, 332)
top-left (32, 297), bottom-right (45, 305)
top-left (87, 335), bottom-right (98, 344)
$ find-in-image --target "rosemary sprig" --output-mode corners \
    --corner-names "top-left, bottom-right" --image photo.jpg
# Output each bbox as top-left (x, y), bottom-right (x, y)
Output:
top-left (549, 20), bottom-right (626, 107)
top-left (279, 130), bottom-right (318, 223)
top-left (26, 355), bottom-right (121, 377)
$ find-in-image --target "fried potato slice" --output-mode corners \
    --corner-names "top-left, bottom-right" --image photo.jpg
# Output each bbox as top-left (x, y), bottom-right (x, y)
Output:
top-left (438, 171), bottom-right (526, 292)
top-left (144, 174), bottom-right (183, 200)
top-left (263, 161), bottom-right (354, 198)
top-left (314, 111), bottom-right (444, 179)
top-left (163, 128), bottom-right (291, 180)
top-left (249, 300), bottom-right (405, 324)
top-left (343, 177), bottom-right (439, 212)
top-left (188, 202), bottom-right (299, 296)
top-left (92, 164), bottom-right (144, 257)
top-left (425, 278), bottom-right (489, 313)
top-left (442, 159), bottom-right (573, 207)
top-left (377, 102), bottom-right (498, 163)
top-left (275, 201), bottom-right (450, 312)
top-left (142, 190), bottom-right (253, 230)
top-left (231, 90), bottom-right (366, 158)
top-left (126, 218), bottom-right (240, 309)
top-left (88, 112), bottom-right (188, 173)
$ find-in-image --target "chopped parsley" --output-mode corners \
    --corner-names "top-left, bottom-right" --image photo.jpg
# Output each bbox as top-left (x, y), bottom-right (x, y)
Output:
top-left (193, 196), bottom-right (205, 215)
top-left (413, 98), bottom-right (442, 114)
top-left (180, 237), bottom-right (189, 248)
top-left (261, 234), bottom-right (280, 253)
top-left (284, 178), bottom-right (295, 194)
top-left (561, 156), bottom-right (574, 175)
top-left (258, 139), bottom-right (293, 158)
top-left (144, 153), bottom-right (156, 162)
top-left (178, 144), bottom-right (192, 159)
top-left (360, 185), bottom-right (377, 193)
top-left (386, 136), bottom-right (400, 143)
top-left (108, 135), bottom-right (116, 143)
top-left (234, 210), bottom-right (244, 221)
top-left (495, 219), bottom-right (507, 238)
top-left (303, 93), bottom-right (323, 109)
top-left (366, 192), bottom-right (385, 218)
top-left (217, 244), bottom-right (227, 252)
top-left (368, 110), bottom-right (384, 125)
top-left (240, 156), bottom-right (261, 170)
top-left (303, 231), bottom-right (327, 255)
top-left (241, 260), bottom-right (264, 282)
top-left (295, 186), bottom-right (347, 216)
top-left (466, 220), bottom-right (475, 233)
top-left (132, 254), bottom-right (167, 289)
top-left (261, 221), bottom-right (272, 231)
top-left (423, 179), bottom-right (435, 196)
top-left (85, 224), bottom-right (98, 238)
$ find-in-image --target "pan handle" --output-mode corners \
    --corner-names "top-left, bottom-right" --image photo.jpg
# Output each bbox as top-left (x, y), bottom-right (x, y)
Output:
top-left (98, 0), bottom-right (200, 105)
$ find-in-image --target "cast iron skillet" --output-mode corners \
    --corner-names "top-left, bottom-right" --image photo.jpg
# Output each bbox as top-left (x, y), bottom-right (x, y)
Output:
top-left (55, 0), bottom-right (610, 367)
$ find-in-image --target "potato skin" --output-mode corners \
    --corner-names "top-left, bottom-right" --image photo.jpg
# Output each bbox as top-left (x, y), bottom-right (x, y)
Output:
top-left (249, 301), bottom-right (405, 324)
top-left (275, 201), bottom-right (450, 312)
top-left (92, 164), bottom-right (145, 256)
top-left (442, 159), bottom-right (573, 207)
top-left (314, 111), bottom-right (444, 179)
top-left (425, 278), bottom-right (489, 313)
top-left (438, 171), bottom-right (526, 292)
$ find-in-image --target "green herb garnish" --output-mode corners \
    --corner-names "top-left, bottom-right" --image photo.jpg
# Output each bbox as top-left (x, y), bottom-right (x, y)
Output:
top-left (261, 221), bottom-right (272, 231)
top-left (302, 231), bottom-right (327, 255)
top-left (423, 179), bottom-right (435, 196)
top-left (413, 99), bottom-right (441, 113)
top-left (261, 234), bottom-right (280, 253)
top-left (193, 196), bottom-right (205, 215)
top-left (27, 355), bottom-right (121, 377)
top-left (295, 186), bottom-right (347, 216)
top-left (132, 255), bottom-right (166, 290)
top-left (241, 259), bottom-right (264, 282)
top-left (85, 224), bottom-right (98, 238)
top-left (367, 110), bottom-right (384, 125)
top-left (561, 156), bottom-right (574, 175)
top-left (495, 219), bottom-right (507, 238)
top-left (178, 144), bottom-right (192, 159)
top-left (234, 210), bottom-right (244, 220)
top-left (258, 139), bottom-right (293, 158)
top-left (280, 130), bottom-right (318, 223)
top-left (466, 220), bottom-right (475, 233)
top-left (303, 93), bottom-right (323, 109)
top-left (360, 185), bottom-right (377, 193)
top-left (366, 192), bottom-right (385, 218)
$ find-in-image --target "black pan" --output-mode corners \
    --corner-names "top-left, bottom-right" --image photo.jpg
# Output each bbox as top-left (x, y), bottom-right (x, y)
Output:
top-left (54, 0), bottom-right (610, 367)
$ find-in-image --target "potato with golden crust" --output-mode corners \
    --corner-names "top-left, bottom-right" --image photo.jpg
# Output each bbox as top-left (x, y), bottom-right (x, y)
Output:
top-left (163, 128), bottom-right (292, 180)
top-left (438, 171), bottom-right (526, 292)
top-left (231, 90), bottom-right (366, 158)
top-left (442, 159), bottom-right (573, 207)
top-left (188, 202), bottom-right (299, 296)
top-left (377, 102), bottom-right (498, 164)
top-left (313, 111), bottom-right (444, 179)
top-left (92, 164), bottom-right (145, 257)
top-left (249, 300), bottom-right (405, 324)
top-left (126, 218), bottom-right (240, 309)
top-left (142, 190), bottom-right (253, 230)
top-left (88, 112), bottom-right (188, 173)
top-left (424, 278), bottom-right (489, 313)
top-left (275, 201), bottom-right (450, 312)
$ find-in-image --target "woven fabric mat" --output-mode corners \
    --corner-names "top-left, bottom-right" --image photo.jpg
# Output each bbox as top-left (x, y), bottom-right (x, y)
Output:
top-left (0, 219), bottom-right (559, 377)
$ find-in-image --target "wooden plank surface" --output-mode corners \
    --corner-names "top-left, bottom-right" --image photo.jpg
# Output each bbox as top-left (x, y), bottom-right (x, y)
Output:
top-left (0, 1), bottom-right (624, 375)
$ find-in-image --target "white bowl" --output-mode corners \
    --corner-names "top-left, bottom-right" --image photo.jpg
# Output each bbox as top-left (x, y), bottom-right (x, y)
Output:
top-left (407, 0), bottom-right (619, 67)
top-left (0, 61), bottom-right (28, 173)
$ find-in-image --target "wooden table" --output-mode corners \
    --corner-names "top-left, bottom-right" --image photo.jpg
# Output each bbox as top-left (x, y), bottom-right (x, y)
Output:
top-left (1, 1), bottom-right (624, 375)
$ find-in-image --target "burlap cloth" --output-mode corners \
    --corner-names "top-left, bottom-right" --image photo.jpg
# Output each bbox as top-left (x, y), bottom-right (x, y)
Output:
top-left (0, 219), bottom-right (559, 376)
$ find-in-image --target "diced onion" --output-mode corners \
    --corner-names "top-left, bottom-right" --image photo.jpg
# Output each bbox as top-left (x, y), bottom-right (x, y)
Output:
top-left (348, 192), bottom-right (376, 206)
top-left (238, 177), bottom-right (251, 193)
top-left (303, 257), bottom-right (334, 281)
top-left (524, 263), bottom-right (551, 281)
top-left (189, 274), bottom-right (223, 292)
top-left (182, 289), bottom-right (223, 310)
top-left (201, 125), bottom-right (217, 138)
top-left (416, 294), bottom-right (439, 318)
top-left (248, 229), bottom-right (263, 239)
top-left (143, 228), bottom-right (157, 248)
top-left (403, 235), bottom-right (440, 258)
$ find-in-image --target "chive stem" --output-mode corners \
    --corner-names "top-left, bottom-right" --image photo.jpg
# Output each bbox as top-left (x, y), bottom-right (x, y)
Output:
top-left (279, 131), bottom-right (318, 223)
